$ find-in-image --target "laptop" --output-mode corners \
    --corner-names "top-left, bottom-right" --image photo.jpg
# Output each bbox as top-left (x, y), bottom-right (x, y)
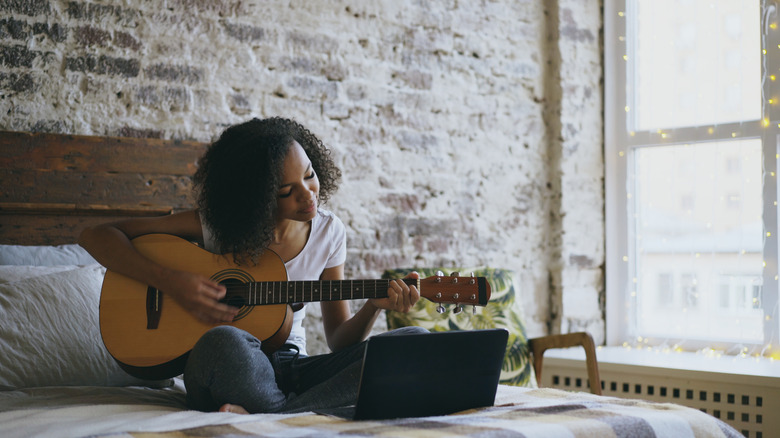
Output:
top-left (317, 328), bottom-right (508, 420)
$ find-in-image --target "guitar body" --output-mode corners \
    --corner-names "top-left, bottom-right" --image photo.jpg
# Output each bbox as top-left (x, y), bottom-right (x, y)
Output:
top-left (99, 234), bottom-right (292, 380)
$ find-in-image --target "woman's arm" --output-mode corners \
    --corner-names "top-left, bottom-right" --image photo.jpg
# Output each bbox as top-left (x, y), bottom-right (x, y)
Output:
top-left (320, 265), bottom-right (419, 352)
top-left (78, 211), bottom-right (238, 324)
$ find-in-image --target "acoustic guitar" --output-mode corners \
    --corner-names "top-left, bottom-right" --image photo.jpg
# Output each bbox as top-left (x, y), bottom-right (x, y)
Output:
top-left (99, 234), bottom-right (492, 380)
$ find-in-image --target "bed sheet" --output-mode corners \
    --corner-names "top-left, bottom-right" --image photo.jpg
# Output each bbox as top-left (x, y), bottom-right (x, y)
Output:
top-left (0, 382), bottom-right (741, 438)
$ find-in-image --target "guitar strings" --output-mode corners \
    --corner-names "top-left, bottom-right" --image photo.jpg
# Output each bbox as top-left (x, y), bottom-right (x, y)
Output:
top-left (222, 280), bottom-right (392, 304)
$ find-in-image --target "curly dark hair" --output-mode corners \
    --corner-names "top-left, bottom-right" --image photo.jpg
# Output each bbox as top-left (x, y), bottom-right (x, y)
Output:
top-left (194, 117), bottom-right (341, 265)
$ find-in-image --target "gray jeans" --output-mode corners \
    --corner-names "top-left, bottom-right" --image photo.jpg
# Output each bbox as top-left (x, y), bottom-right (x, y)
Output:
top-left (184, 324), bottom-right (428, 413)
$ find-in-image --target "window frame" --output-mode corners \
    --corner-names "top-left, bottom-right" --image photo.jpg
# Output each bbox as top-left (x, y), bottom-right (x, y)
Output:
top-left (605, 0), bottom-right (780, 354)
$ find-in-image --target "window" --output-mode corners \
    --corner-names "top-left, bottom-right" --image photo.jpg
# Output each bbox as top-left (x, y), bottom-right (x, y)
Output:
top-left (606, 0), bottom-right (778, 355)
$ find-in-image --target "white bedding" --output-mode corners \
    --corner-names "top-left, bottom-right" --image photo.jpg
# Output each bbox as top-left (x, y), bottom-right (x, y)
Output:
top-left (0, 378), bottom-right (251, 438)
top-left (0, 383), bottom-right (743, 438)
top-left (0, 243), bottom-right (97, 266)
top-left (0, 383), bottom-right (531, 437)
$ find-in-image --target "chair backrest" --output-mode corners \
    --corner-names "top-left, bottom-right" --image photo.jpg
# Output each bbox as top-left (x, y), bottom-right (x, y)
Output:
top-left (528, 332), bottom-right (602, 395)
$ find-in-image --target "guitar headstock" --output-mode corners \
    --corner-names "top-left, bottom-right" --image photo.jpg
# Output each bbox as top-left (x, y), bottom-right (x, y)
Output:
top-left (419, 271), bottom-right (491, 314)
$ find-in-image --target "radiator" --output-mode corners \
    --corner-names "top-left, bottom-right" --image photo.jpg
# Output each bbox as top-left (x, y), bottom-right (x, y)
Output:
top-left (541, 347), bottom-right (780, 438)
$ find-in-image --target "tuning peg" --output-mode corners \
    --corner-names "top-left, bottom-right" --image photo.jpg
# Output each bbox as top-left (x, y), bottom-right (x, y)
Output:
top-left (472, 305), bottom-right (477, 315)
top-left (436, 270), bottom-right (444, 277)
top-left (453, 305), bottom-right (463, 314)
top-left (450, 271), bottom-right (460, 277)
top-left (436, 304), bottom-right (446, 314)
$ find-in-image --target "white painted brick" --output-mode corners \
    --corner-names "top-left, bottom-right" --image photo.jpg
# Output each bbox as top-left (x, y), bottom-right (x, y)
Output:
top-left (0, 0), bottom-right (605, 352)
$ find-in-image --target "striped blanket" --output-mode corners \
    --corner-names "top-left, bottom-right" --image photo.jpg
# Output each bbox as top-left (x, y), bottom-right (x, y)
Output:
top-left (103, 388), bottom-right (741, 438)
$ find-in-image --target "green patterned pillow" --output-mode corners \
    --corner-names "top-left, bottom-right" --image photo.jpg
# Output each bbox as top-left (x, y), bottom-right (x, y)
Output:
top-left (382, 267), bottom-right (537, 388)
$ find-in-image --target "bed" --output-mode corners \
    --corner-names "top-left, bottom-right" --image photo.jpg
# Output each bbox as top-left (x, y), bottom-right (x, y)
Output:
top-left (0, 131), bottom-right (743, 438)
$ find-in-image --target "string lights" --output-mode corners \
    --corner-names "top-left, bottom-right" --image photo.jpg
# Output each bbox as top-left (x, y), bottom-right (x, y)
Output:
top-left (615, 1), bottom-right (780, 364)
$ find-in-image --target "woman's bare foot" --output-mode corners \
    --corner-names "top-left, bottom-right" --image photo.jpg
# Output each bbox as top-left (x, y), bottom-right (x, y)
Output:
top-left (219, 403), bottom-right (249, 414)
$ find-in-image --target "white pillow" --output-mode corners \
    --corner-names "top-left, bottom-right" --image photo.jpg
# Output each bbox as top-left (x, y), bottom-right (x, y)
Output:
top-left (0, 244), bottom-right (97, 266)
top-left (0, 265), bottom-right (81, 284)
top-left (0, 265), bottom-right (170, 389)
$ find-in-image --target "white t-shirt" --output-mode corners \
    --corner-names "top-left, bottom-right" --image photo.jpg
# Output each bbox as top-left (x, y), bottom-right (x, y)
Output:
top-left (201, 209), bottom-right (347, 355)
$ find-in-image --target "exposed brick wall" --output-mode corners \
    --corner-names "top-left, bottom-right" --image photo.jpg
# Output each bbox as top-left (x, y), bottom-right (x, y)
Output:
top-left (0, 0), bottom-right (604, 354)
top-left (554, 0), bottom-right (605, 339)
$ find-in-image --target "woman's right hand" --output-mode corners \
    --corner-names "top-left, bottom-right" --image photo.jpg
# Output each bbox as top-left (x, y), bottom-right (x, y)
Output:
top-left (159, 268), bottom-right (239, 325)
top-left (79, 212), bottom-right (239, 326)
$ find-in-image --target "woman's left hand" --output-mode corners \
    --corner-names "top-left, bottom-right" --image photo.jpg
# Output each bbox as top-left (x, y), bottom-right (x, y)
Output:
top-left (369, 272), bottom-right (420, 313)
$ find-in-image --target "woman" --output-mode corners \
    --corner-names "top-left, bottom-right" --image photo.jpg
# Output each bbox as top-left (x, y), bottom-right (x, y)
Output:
top-left (79, 117), bottom-right (423, 414)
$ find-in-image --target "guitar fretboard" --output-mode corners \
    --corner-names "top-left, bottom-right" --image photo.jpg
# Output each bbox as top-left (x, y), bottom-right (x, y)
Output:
top-left (225, 278), bottom-right (419, 306)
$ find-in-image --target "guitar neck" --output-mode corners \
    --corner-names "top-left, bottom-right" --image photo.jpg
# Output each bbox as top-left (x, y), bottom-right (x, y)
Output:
top-left (228, 277), bottom-right (419, 306)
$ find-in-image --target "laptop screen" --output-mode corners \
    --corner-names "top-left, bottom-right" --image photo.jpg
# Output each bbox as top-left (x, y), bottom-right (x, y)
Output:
top-left (353, 329), bottom-right (508, 420)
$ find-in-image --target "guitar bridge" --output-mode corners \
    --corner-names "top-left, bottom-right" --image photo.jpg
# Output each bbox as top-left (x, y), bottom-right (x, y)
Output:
top-left (146, 287), bottom-right (162, 330)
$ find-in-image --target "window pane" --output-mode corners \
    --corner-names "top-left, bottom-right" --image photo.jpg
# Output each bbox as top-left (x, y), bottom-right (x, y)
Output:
top-left (634, 0), bottom-right (760, 130)
top-left (633, 139), bottom-right (763, 343)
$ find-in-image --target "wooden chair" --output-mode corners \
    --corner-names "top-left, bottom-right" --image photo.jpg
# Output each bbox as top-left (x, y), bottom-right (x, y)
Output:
top-left (528, 331), bottom-right (601, 395)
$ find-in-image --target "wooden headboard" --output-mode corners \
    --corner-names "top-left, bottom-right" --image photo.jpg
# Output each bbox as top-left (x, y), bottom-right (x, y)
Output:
top-left (0, 131), bottom-right (208, 246)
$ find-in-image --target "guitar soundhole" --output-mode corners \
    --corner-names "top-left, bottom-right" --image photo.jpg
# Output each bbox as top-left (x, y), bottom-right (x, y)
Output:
top-left (220, 281), bottom-right (247, 308)
top-left (212, 270), bottom-right (254, 321)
